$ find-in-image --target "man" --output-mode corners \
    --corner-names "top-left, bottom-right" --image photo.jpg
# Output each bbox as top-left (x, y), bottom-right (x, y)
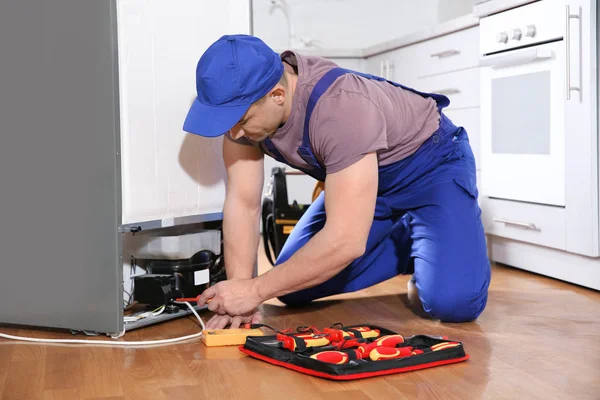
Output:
top-left (183, 35), bottom-right (491, 329)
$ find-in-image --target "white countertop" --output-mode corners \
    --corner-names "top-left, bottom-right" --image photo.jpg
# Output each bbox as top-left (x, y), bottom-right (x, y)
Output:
top-left (473, 0), bottom-right (537, 17)
top-left (362, 13), bottom-right (480, 57)
top-left (275, 12), bottom-right (480, 59)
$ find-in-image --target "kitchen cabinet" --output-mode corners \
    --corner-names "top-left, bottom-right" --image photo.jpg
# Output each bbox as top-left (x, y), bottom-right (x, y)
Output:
top-left (418, 67), bottom-right (481, 109)
top-left (365, 45), bottom-right (421, 88)
top-left (482, 197), bottom-right (567, 249)
top-left (479, 0), bottom-right (598, 255)
top-left (562, 0), bottom-right (599, 256)
top-left (479, 0), bottom-right (599, 290)
top-left (0, 0), bottom-right (250, 334)
top-left (365, 25), bottom-right (482, 174)
top-left (411, 26), bottom-right (480, 77)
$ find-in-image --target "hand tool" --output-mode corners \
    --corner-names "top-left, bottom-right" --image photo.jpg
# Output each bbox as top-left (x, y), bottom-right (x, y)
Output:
top-left (276, 333), bottom-right (331, 351)
top-left (343, 326), bottom-right (381, 339)
top-left (430, 341), bottom-right (460, 351)
top-left (369, 346), bottom-right (414, 361)
top-left (356, 334), bottom-right (406, 357)
top-left (410, 341), bottom-right (461, 355)
top-left (323, 326), bottom-right (380, 340)
top-left (310, 349), bottom-right (363, 364)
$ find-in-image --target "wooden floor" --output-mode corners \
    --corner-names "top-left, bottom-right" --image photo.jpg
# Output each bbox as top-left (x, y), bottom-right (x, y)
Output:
top-left (1, 247), bottom-right (600, 400)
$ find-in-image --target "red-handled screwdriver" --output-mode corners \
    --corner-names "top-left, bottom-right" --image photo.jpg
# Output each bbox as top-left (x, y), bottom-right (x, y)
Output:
top-left (310, 349), bottom-right (363, 364)
top-left (324, 327), bottom-right (381, 340)
top-left (276, 334), bottom-right (330, 351)
top-left (356, 334), bottom-right (406, 357)
top-left (369, 346), bottom-right (414, 361)
top-left (410, 342), bottom-right (461, 356)
top-left (348, 327), bottom-right (381, 339)
top-left (430, 342), bottom-right (460, 351)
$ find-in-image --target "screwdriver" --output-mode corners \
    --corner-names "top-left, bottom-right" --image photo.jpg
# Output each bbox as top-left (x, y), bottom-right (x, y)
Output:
top-left (312, 345), bottom-right (415, 363)
top-left (323, 326), bottom-right (380, 340)
top-left (356, 334), bottom-right (406, 357)
top-left (276, 333), bottom-right (330, 351)
top-left (310, 349), bottom-right (363, 364)
top-left (431, 342), bottom-right (460, 351)
top-left (369, 346), bottom-right (414, 361)
top-left (410, 341), bottom-right (461, 356)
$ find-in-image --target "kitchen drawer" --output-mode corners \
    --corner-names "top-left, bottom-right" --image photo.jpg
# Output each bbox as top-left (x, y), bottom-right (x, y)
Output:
top-left (417, 67), bottom-right (480, 109)
top-left (481, 197), bottom-right (566, 250)
top-left (443, 108), bottom-right (481, 170)
top-left (415, 26), bottom-right (479, 78)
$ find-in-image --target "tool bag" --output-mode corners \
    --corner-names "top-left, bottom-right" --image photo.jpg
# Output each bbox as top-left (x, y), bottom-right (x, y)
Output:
top-left (239, 323), bottom-right (469, 381)
top-left (261, 167), bottom-right (311, 265)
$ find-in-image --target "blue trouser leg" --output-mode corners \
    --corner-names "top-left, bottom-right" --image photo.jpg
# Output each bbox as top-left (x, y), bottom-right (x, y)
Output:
top-left (275, 115), bottom-right (491, 322)
top-left (275, 194), bottom-right (414, 302)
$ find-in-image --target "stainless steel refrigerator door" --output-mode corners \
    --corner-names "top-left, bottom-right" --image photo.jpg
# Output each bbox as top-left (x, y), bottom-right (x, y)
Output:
top-left (0, 0), bottom-right (123, 333)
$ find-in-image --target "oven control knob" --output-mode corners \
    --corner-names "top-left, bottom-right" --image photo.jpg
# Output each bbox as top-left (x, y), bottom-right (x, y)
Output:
top-left (523, 24), bottom-right (536, 37)
top-left (511, 28), bottom-right (522, 40)
top-left (496, 31), bottom-right (508, 43)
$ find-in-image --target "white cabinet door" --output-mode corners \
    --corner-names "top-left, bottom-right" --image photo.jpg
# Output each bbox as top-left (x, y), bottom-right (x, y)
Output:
top-left (365, 53), bottom-right (393, 79)
top-left (563, 0), bottom-right (599, 256)
top-left (365, 45), bottom-right (420, 88)
top-left (413, 26), bottom-right (480, 78)
top-left (418, 67), bottom-right (480, 109)
top-left (116, 0), bottom-right (250, 225)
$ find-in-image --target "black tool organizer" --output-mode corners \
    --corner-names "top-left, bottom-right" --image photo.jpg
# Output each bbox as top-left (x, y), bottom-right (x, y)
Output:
top-left (240, 324), bottom-right (469, 380)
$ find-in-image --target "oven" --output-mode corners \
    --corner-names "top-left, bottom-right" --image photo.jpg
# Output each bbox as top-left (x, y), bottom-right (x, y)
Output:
top-left (479, 1), bottom-right (577, 207)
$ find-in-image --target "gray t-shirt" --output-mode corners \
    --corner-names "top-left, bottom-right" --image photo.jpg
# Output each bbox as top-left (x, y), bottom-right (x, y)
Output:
top-left (226, 51), bottom-right (440, 175)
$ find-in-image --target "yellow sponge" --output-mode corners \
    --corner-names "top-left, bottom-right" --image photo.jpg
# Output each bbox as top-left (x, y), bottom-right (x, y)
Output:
top-left (201, 328), bottom-right (265, 347)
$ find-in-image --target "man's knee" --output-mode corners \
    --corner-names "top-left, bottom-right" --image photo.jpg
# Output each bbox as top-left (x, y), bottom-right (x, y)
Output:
top-left (420, 285), bottom-right (489, 322)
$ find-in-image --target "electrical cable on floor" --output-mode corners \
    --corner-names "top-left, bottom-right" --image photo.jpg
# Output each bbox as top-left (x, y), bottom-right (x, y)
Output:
top-left (123, 305), bottom-right (165, 322)
top-left (0, 301), bottom-right (205, 346)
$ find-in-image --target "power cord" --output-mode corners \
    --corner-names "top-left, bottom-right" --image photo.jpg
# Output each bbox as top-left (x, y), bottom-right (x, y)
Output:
top-left (0, 301), bottom-right (205, 346)
top-left (123, 305), bottom-right (165, 323)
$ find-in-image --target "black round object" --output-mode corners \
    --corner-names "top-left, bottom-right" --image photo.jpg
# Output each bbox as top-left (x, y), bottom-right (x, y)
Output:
top-left (165, 304), bottom-right (180, 314)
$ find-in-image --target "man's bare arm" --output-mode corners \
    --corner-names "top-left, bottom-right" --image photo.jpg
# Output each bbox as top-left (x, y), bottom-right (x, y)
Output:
top-left (253, 152), bottom-right (379, 300)
top-left (222, 138), bottom-right (264, 280)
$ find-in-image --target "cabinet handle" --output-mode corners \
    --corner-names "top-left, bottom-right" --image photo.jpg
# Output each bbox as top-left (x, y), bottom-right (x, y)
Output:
top-left (434, 88), bottom-right (461, 96)
top-left (381, 60), bottom-right (392, 80)
top-left (385, 60), bottom-right (393, 80)
top-left (565, 5), bottom-right (582, 101)
top-left (430, 49), bottom-right (460, 58)
top-left (493, 218), bottom-right (538, 230)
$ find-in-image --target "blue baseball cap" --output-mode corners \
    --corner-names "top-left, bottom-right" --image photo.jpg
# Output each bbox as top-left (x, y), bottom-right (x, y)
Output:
top-left (183, 35), bottom-right (284, 137)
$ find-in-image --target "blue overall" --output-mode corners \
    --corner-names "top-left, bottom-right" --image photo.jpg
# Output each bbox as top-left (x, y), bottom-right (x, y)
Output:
top-left (262, 68), bottom-right (491, 322)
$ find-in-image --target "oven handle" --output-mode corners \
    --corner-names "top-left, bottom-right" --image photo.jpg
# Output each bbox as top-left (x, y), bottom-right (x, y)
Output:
top-left (479, 48), bottom-right (555, 69)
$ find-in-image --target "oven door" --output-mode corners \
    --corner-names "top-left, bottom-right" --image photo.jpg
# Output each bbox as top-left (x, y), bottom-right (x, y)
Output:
top-left (480, 40), bottom-right (565, 207)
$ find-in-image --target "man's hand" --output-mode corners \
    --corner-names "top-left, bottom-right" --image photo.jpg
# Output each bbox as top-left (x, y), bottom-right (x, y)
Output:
top-left (205, 308), bottom-right (262, 330)
top-left (198, 279), bottom-right (263, 318)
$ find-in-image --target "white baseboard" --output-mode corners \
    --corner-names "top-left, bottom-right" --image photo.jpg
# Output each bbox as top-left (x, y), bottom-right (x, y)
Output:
top-left (488, 235), bottom-right (600, 291)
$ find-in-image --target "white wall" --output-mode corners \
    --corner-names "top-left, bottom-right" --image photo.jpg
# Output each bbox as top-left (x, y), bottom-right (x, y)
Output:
top-left (253, 0), bottom-right (440, 50)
